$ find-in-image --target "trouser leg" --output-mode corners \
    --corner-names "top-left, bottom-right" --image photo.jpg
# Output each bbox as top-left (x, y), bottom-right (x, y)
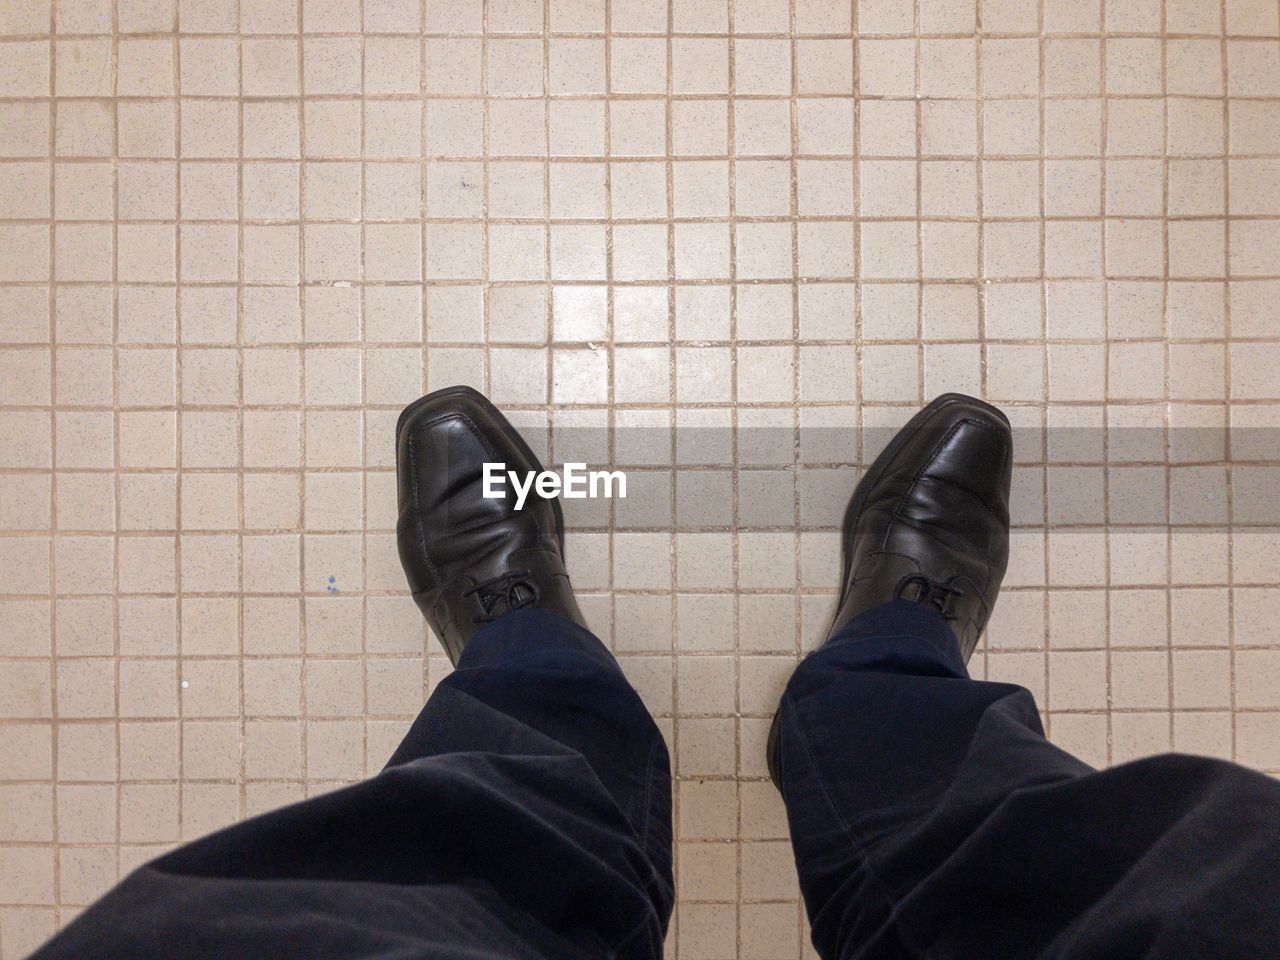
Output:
top-left (34, 608), bottom-right (673, 960)
top-left (776, 599), bottom-right (1280, 960)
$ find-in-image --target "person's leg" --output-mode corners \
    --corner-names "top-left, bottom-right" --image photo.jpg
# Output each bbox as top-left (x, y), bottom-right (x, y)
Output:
top-left (34, 608), bottom-right (672, 960)
top-left (772, 393), bottom-right (1280, 959)
top-left (32, 386), bottom-right (673, 960)
top-left (387, 608), bottom-right (672, 880)
top-left (777, 599), bottom-right (1280, 960)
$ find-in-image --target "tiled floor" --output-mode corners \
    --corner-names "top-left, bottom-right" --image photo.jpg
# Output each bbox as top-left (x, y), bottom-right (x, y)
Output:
top-left (3, 0), bottom-right (1280, 956)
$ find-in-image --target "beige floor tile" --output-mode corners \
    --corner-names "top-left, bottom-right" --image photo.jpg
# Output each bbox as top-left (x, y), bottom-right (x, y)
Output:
top-left (3, 3), bottom-right (1280, 956)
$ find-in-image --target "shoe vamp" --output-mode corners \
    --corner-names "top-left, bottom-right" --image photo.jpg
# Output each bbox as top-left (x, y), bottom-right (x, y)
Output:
top-left (429, 503), bottom-right (548, 566)
top-left (401, 413), bottom-right (554, 545)
top-left (861, 476), bottom-right (1006, 571)
top-left (400, 413), bottom-right (503, 511)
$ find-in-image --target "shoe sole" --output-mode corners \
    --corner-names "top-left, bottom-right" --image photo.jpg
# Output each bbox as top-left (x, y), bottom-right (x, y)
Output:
top-left (395, 384), bottom-right (566, 553)
top-left (765, 393), bottom-right (1010, 788)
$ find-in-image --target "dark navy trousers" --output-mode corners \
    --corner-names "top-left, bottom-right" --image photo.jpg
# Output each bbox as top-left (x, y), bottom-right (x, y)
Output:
top-left (34, 602), bottom-right (1280, 959)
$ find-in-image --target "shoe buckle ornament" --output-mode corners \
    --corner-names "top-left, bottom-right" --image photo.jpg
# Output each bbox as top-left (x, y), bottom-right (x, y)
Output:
top-left (896, 574), bottom-right (965, 621)
top-left (463, 570), bottom-right (540, 623)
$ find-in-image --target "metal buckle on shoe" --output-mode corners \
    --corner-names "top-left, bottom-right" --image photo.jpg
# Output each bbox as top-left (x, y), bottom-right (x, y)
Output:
top-left (896, 574), bottom-right (965, 621)
top-left (463, 570), bottom-right (540, 623)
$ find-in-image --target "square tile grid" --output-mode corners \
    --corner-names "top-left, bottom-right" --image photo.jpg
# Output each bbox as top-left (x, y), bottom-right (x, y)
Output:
top-left (2, 0), bottom-right (1280, 956)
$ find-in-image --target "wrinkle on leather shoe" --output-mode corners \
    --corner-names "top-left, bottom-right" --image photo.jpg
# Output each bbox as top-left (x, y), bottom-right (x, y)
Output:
top-left (396, 385), bottom-right (586, 664)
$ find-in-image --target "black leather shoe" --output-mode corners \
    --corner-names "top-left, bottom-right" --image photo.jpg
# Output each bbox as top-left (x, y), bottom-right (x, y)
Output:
top-left (396, 385), bottom-right (586, 664)
top-left (767, 393), bottom-right (1012, 786)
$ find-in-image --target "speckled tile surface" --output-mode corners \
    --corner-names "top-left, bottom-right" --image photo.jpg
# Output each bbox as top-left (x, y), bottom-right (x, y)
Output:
top-left (3, 0), bottom-right (1280, 955)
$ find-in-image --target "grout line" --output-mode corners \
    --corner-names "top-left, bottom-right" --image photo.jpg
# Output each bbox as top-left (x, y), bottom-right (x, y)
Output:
top-left (1161, 0), bottom-right (1176, 754)
top-left (108, 0), bottom-right (124, 895)
top-left (784, 0), bottom-right (803, 940)
top-left (171, 2), bottom-right (187, 865)
top-left (1099, 0), bottom-right (1114, 768)
top-left (969, 0), bottom-right (991, 683)
top-left (1221, 0), bottom-right (1239, 767)
top-left (47, 0), bottom-right (62, 928)
top-left (357, 0), bottom-right (370, 781)
top-left (1033, 0), bottom-right (1052, 735)
top-left (8, 2), bottom-right (1280, 951)
top-left (417, 0), bottom-right (429, 719)
top-left (661, 0), bottom-right (681, 951)
top-left (230, 0), bottom-right (247, 825)
top-left (479, 3), bottom-right (491, 396)
top-left (912, 0), bottom-right (923, 411)
top-left (599, 0), bottom-right (619, 671)
top-left (296, 0), bottom-right (311, 797)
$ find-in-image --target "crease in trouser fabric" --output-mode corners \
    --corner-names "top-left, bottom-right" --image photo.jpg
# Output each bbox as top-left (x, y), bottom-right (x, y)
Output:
top-left (775, 599), bottom-right (1280, 960)
top-left (32, 608), bottom-right (674, 960)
